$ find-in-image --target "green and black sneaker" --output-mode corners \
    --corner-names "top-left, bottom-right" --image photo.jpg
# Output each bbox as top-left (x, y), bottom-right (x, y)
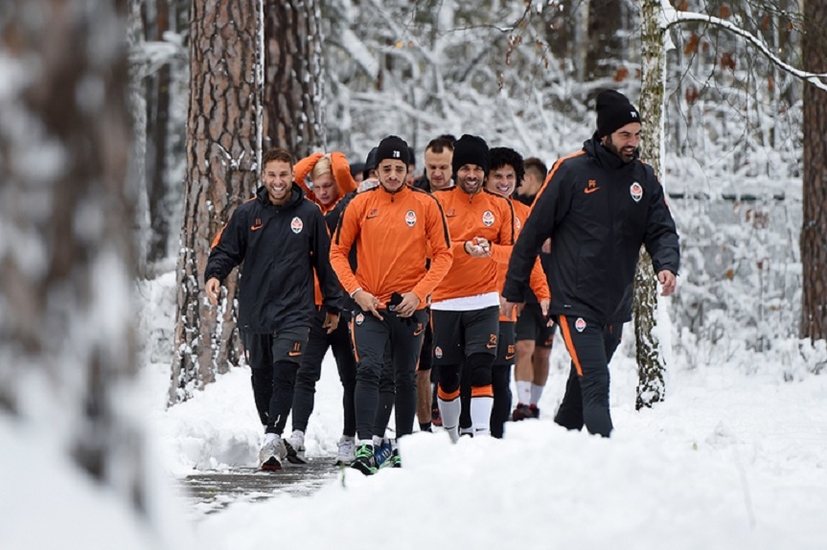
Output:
top-left (390, 447), bottom-right (401, 468)
top-left (351, 443), bottom-right (377, 476)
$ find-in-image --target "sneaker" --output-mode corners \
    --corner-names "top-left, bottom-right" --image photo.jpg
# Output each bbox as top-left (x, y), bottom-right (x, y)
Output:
top-left (374, 438), bottom-right (394, 469)
top-left (511, 403), bottom-right (535, 421)
top-left (431, 405), bottom-right (443, 427)
top-left (390, 447), bottom-right (401, 468)
top-left (335, 435), bottom-right (356, 466)
top-left (351, 443), bottom-right (377, 476)
top-left (529, 404), bottom-right (541, 419)
top-left (259, 436), bottom-right (286, 471)
top-left (284, 430), bottom-right (307, 464)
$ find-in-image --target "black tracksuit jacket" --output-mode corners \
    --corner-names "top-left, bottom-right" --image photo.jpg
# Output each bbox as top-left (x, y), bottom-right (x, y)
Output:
top-left (205, 184), bottom-right (342, 333)
top-left (503, 135), bottom-right (680, 325)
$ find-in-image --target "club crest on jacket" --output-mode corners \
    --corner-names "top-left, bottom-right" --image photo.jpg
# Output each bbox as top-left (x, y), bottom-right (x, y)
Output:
top-left (291, 216), bottom-right (303, 234)
top-left (630, 182), bottom-right (643, 202)
top-left (482, 210), bottom-right (495, 227)
top-left (405, 210), bottom-right (417, 227)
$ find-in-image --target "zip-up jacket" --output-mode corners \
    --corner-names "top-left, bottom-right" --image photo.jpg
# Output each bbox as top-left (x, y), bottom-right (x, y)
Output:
top-left (205, 184), bottom-right (342, 333)
top-left (503, 135), bottom-right (680, 324)
top-left (331, 184), bottom-right (453, 307)
top-left (432, 187), bottom-right (515, 303)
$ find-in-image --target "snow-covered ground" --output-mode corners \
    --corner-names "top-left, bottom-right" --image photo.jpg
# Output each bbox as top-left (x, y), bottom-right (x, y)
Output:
top-left (3, 272), bottom-right (826, 550)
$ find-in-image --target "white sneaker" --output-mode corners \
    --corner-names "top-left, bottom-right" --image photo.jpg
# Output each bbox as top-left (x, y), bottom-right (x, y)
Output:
top-left (260, 435), bottom-right (286, 470)
top-left (335, 435), bottom-right (356, 466)
top-left (284, 430), bottom-right (307, 464)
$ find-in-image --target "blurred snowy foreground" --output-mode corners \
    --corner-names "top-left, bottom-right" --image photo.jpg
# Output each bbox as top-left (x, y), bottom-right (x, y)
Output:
top-left (2, 272), bottom-right (826, 550)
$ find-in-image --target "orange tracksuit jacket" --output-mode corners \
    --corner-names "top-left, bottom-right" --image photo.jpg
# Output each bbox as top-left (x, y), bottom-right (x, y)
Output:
top-left (501, 199), bottom-right (550, 321)
top-left (431, 187), bottom-right (515, 303)
top-left (331, 185), bottom-right (453, 308)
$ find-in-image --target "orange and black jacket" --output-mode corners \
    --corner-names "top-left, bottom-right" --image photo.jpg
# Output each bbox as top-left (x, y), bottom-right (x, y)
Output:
top-left (431, 187), bottom-right (515, 302)
top-left (499, 199), bottom-right (550, 321)
top-left (205, 184), bottom-right (342, 333)
top-left (294, 152), bottom-right (358, 215)
top-left (503, 135), bottom-right (680, 324)
top-left (331, 185), bottom-right (453, 308)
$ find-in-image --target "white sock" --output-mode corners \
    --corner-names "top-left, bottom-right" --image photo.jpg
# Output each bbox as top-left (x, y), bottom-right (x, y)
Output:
top-left (359, 439), bottom-right (374, 448)
top-left (470, 396), bottom-right (493, 436)
top-left (438, 397), bottom-right (461, 443)
top-left (372, 435), bottom-right (383, 447)
top-left (530, 383), bottom-right (545, 406)
top-left (516, 380), bottom-right (531, 405)
top-left (265, 433), bottom-right (278, 444)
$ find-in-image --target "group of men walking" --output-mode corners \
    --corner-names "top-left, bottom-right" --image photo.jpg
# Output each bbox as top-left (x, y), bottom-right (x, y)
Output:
top-left (204, 90), bottom-right (681, 474)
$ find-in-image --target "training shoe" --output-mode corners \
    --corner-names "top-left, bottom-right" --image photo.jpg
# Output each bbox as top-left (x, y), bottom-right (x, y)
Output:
top-left (431, 404), bottom-right (443, 427)
top-left (335, 435), bottom-right (356, 466)
top-left (511, 403), bottom-right (535, 421)
top-left (529, 404), bottom-right (541, 419)
top-left (351, 443), bottom-right (377, 476)
top-left (259, 436), bottom-right (286, 471)
top-left (374, 438), bottom-right (394, 469)
top-left (390, 447), bottom-right (401, 468)
top-left (284, 430), bottom-right (307, 464)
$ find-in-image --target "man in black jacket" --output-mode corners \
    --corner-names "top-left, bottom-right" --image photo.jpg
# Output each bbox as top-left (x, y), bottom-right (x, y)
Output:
top-left (502, 90), bottom-right (679, 437)
top-left (205, 148), bottom-right (342, 470)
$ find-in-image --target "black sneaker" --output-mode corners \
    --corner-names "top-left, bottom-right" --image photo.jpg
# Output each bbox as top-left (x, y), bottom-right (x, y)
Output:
top-left (351, 443), bottom-right (377, 476)
top-left (511, 403), bottom-right (534, 421)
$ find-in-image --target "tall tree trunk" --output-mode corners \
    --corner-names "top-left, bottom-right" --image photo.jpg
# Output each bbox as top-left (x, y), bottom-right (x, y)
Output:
top-left (801, 0), bottom-right (827, 340)
top-left (587, 0), bottom-right (623, 80)
top-left (0, 0), bottom-right (160, 533)
top-left (635, 0), bottom-right (668, 409)
top-left (145, 0), bottom-right (174, 265)
top-left (171, 0), bottom-right (263, 403)
top-left (264, 0), bottom-right (324, 156)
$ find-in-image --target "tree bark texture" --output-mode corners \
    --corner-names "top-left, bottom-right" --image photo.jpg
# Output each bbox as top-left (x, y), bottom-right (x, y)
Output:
top-left (264, 0), bottom-right (324, 156)
top-left (0, 0), bottom-right (151, 519)
top-left (635, 0), bottom-right (668, 409)
top-left (172, 0), bottom-right (262, 403)
top-left (800, 0), bottom-right (827, 341)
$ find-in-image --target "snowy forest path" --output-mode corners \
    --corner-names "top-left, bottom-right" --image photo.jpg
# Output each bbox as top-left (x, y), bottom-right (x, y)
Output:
top-left (180, 458), bottom-right (340, 514)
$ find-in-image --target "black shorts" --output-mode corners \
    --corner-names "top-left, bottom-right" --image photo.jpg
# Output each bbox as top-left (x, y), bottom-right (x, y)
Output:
top-left (493, 321), bottom-right (516, 366)
top-left (515, 302), bottom-right (556, 347)
top-left (431, 306), bottom-right (500, 366)
top-left (242, 325), bottom-right (311, 369)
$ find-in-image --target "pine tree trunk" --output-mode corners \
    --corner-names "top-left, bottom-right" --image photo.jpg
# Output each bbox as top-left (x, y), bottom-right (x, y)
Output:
top-left (635, 0), bottom-right (668, 409)
top-left (0, 0), bottom-right (156, 525)
top-left (264, 0), bottom-right (324, 155)
top-left (801, 0), bottom-right (827, 341)
top-left (171, 0), bottom-right (263, 403)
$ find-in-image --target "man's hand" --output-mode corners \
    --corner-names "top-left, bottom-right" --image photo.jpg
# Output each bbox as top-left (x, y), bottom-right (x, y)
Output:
top-left (539, 299), bottom-right (554, 326)
top-left (657, 270), bottom-right (677, 297)
top-left (500, 299), bottom-right (523, 319)
top-left (353, 289), bottom-right (384, 319)
top-left (394, 292), bottom-right (421, 318)
top-left (205, 277), bottom-right (221, 306)
top-left (465, 237), bottom-right (491, 257)
top-left (323, 311), bottom-right (340, 333)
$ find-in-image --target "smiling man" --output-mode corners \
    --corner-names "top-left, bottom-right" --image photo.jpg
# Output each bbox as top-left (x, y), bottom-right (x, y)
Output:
top-left (204, 148), bottom-right (342, 470)
top-left (431, 134), bottom-right (515, 442)
top-left (502, 90), bottom-right (680, 438)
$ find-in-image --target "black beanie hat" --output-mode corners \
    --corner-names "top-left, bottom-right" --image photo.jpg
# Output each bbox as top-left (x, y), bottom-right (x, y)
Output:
top-left (596, 90), bottom-right (641, 137)
top-left (452, 134), bottom-right (490, 178)
top-left (374, 135), bottom-right (410, 166)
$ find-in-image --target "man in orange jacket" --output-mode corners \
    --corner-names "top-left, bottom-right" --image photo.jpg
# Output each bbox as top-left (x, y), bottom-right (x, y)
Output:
top-left (431, 134), bottom-right (515, 442)
top-left (330, 135), bottom-right (453, 475)
top-left (484, 147), bottom-right (551, 437)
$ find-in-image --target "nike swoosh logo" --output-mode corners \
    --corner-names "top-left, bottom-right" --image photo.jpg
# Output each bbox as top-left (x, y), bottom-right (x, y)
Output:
top-left (505, 354), bottom-right (515, 360)
top-left (287, 350), bottom-right (302, 357)
top-left (413, 328), bottom-right (424, 337)
top-left (485, 343), bottom-right (497, 349)
top-left (584, 187), bottom-right (601, 194)
top-left (366, 214), bottom-right (378, 219)
top-left (251, 224), bottom-right (264, 231)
